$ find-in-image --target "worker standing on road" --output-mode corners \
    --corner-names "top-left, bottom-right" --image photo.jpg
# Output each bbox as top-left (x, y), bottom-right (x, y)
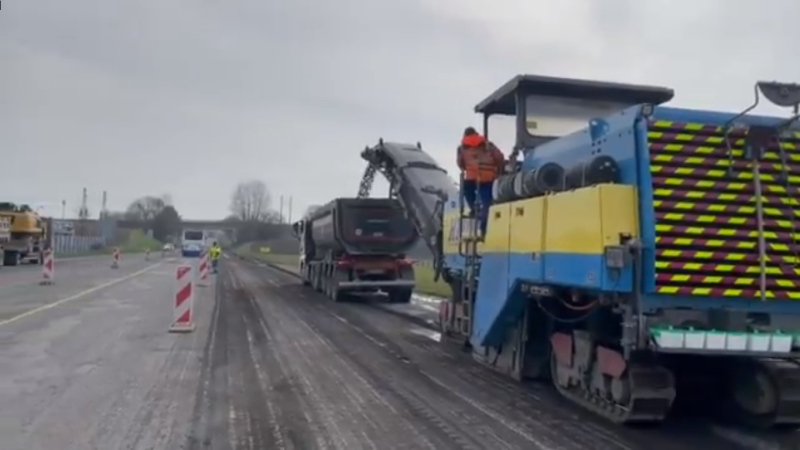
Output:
top-left (209, 241), bottom-right (221, 273)
top-left (457, 127), bottom-right (505, 236)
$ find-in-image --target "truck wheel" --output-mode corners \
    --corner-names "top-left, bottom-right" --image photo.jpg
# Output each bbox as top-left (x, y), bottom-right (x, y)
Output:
top-left (388, 288), bottom-right (413, 304)
top-left (331, 285), bottom-right (348, 303)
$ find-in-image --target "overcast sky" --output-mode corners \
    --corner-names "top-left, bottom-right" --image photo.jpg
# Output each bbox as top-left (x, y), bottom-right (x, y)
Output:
top-left (2, 0), bottom-right (799, 220)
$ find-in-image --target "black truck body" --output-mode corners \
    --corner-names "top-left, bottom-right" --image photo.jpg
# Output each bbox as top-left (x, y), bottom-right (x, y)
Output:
top-left (293, 198), bottom-right (417, 303)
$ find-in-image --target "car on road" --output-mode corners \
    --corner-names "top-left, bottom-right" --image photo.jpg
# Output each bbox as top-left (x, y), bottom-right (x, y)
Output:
top-left (163, 243), bottom-right (175, 251)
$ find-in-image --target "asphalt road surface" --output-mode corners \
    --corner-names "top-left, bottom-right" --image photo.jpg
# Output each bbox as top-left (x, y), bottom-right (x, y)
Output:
top-left (2, 254), bottom-right (798, 450)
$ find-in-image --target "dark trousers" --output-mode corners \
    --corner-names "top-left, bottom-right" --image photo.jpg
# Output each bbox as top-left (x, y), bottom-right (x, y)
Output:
top-left (462, 180), bottom-right (493, 235)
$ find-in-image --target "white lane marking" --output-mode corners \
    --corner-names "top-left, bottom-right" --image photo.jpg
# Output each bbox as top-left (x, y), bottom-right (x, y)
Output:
top-left (0, 262), bottom-right (163, 327)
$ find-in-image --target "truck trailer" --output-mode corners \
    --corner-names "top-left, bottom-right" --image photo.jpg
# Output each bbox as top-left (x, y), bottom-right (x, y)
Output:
top-left (355, 74), bottom-right (800, 429)
top-left (292, 197), bottom-right (418, 303)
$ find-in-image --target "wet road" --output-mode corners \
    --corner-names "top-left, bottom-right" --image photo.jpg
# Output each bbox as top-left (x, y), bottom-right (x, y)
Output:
top-left (2, 253), bottom-right (798, 449)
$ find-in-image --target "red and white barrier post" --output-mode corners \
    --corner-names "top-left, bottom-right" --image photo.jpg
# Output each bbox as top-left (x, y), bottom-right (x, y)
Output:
top-left (198, 250), bottom-right (210, 287)
top-left (111, 248), bottom-right (120, 269)
top-left (169, 264), bottom-right (195, 333)
top-left (40, 249), bottom-right (54, 285)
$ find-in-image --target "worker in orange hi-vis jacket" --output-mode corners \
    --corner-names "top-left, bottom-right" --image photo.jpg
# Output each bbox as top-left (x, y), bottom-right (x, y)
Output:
top-left (456, 127), bottom-right (505, 235)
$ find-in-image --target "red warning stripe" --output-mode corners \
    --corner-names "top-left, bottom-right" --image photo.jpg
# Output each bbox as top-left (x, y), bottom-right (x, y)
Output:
top-left (654, 200), bottom-right (758, 214)
top-left (648, 135), bottom-right (799, 154)
top-left (651, 165), bottom-right (800, 184)
top-left (655, 236), bottom-right (754, 250)
top-left (654, 249), bottom-right (800, 265)
top-left (653, 189), bottom-right (800, 207)
top-left (651, 153), bottom-right (800, 173)
top-left (655, 202), bottom-right (800, 220)
top-left (655, 211), bottom-right (800, 230)
top-left (656, 260), bottom-right (800, 276)
top-left (655, 224), bottom-right (800, 241)
top-left (650, 176), bottom-right (800, 194)
top-left (648, 141), bottom-right (800, 157)
top-left (655, 273), bottom-right (800, 289)
top-left (176, 283), bottom-right (192, 306)
top-left (648, 120), bottom-right (800, 142)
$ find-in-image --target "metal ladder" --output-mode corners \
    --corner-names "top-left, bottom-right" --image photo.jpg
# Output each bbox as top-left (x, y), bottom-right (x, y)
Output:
top-left (455, 170), bottom-right (484, 338)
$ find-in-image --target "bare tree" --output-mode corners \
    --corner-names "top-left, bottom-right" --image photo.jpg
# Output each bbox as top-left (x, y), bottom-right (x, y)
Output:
top-left (125, 196), bottom-right (167, 221)
top-left (229, 180), bottom-right (278, 222)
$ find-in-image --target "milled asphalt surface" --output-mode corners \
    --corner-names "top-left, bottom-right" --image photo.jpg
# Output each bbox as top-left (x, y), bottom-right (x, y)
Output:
top-left (1, 253), bottom-right (797, 450)
top-left (247, 259), bottom-right (799, 450)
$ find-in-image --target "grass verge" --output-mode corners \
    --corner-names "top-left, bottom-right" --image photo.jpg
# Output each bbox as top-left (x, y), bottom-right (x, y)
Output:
top-left (413, 264), bottom-right (452, 298)
top-left (119, 230), bottom-right (163, 253)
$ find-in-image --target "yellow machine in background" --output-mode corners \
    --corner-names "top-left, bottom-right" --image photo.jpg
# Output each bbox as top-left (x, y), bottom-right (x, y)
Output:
top-left (0, 203), bottom-right (47, 266)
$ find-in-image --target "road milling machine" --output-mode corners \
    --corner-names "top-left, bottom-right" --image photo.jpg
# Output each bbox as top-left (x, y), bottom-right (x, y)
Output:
top-left (292, 198), bottom-right (419, 303)
top-left (356, 74), bottom-right (800, 429)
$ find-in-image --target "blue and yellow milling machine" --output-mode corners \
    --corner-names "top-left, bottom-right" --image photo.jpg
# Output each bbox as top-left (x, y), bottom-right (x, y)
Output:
top-left (430, 75), bottom-right (800, 428)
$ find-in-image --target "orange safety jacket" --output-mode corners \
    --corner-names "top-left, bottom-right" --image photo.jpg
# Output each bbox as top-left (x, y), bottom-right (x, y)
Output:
top-left (457, 134), bottom-right (504, 182)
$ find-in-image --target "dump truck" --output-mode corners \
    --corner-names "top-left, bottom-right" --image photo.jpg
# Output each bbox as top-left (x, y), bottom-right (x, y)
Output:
top-left (356, 74), bottom-right (800, 429)
top-left (292, 198), bottom-right (418, 303)
top-left (0, 203), bottom-right (47, 266)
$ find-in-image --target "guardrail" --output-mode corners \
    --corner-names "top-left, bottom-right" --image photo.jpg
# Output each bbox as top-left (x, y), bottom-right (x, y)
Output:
top-left (51, 235), bottom-right (105, 255)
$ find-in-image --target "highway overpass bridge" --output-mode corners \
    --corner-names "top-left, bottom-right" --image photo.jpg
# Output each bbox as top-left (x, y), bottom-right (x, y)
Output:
top-left (116, 219), bottom-right (293, 243)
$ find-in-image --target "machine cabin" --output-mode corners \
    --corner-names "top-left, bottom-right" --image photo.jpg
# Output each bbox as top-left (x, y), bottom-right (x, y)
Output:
top-left (471, 74), bottom-right (675, 160)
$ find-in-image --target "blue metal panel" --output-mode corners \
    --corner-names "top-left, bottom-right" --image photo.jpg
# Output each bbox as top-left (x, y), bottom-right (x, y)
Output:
top-left (522, 105), bottom-right (644, 187)
top-left (633, 114), bottom-right (657, 294)
top-left (473, 252), bottom-right (512, 346)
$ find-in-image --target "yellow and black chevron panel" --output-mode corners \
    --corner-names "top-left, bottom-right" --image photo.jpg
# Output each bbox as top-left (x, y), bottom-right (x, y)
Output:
top-left (649, 120), bottom-right (800, 300)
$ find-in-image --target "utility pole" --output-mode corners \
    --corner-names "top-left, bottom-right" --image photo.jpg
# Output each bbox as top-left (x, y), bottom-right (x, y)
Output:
top-left (101, 191), bottom-right (107, 219)
top-left (279, 195), bottom-right (284, 224)
top-left (287, 196), bottom-right (293, 224)
top-left (61, 200), bottom-right (66, 219)
top-left (78, 188), bottom-right (89, 220)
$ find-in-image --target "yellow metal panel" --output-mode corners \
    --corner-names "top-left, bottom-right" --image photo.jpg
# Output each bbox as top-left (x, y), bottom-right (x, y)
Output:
top-left (442, 212), bottom-right (461, 255)
top-left (442, 211), bottom-right (485, 256)
top-left (483, 203), bottom-right (511, 253)
top-left (599, 184), bottom-right (639, 247)
top-left (544, 184), bottom-right (638, 254)
top-left (509, 197), bottom-right (545, 253)
top-left (545, 188), bottom-right (603, 254)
